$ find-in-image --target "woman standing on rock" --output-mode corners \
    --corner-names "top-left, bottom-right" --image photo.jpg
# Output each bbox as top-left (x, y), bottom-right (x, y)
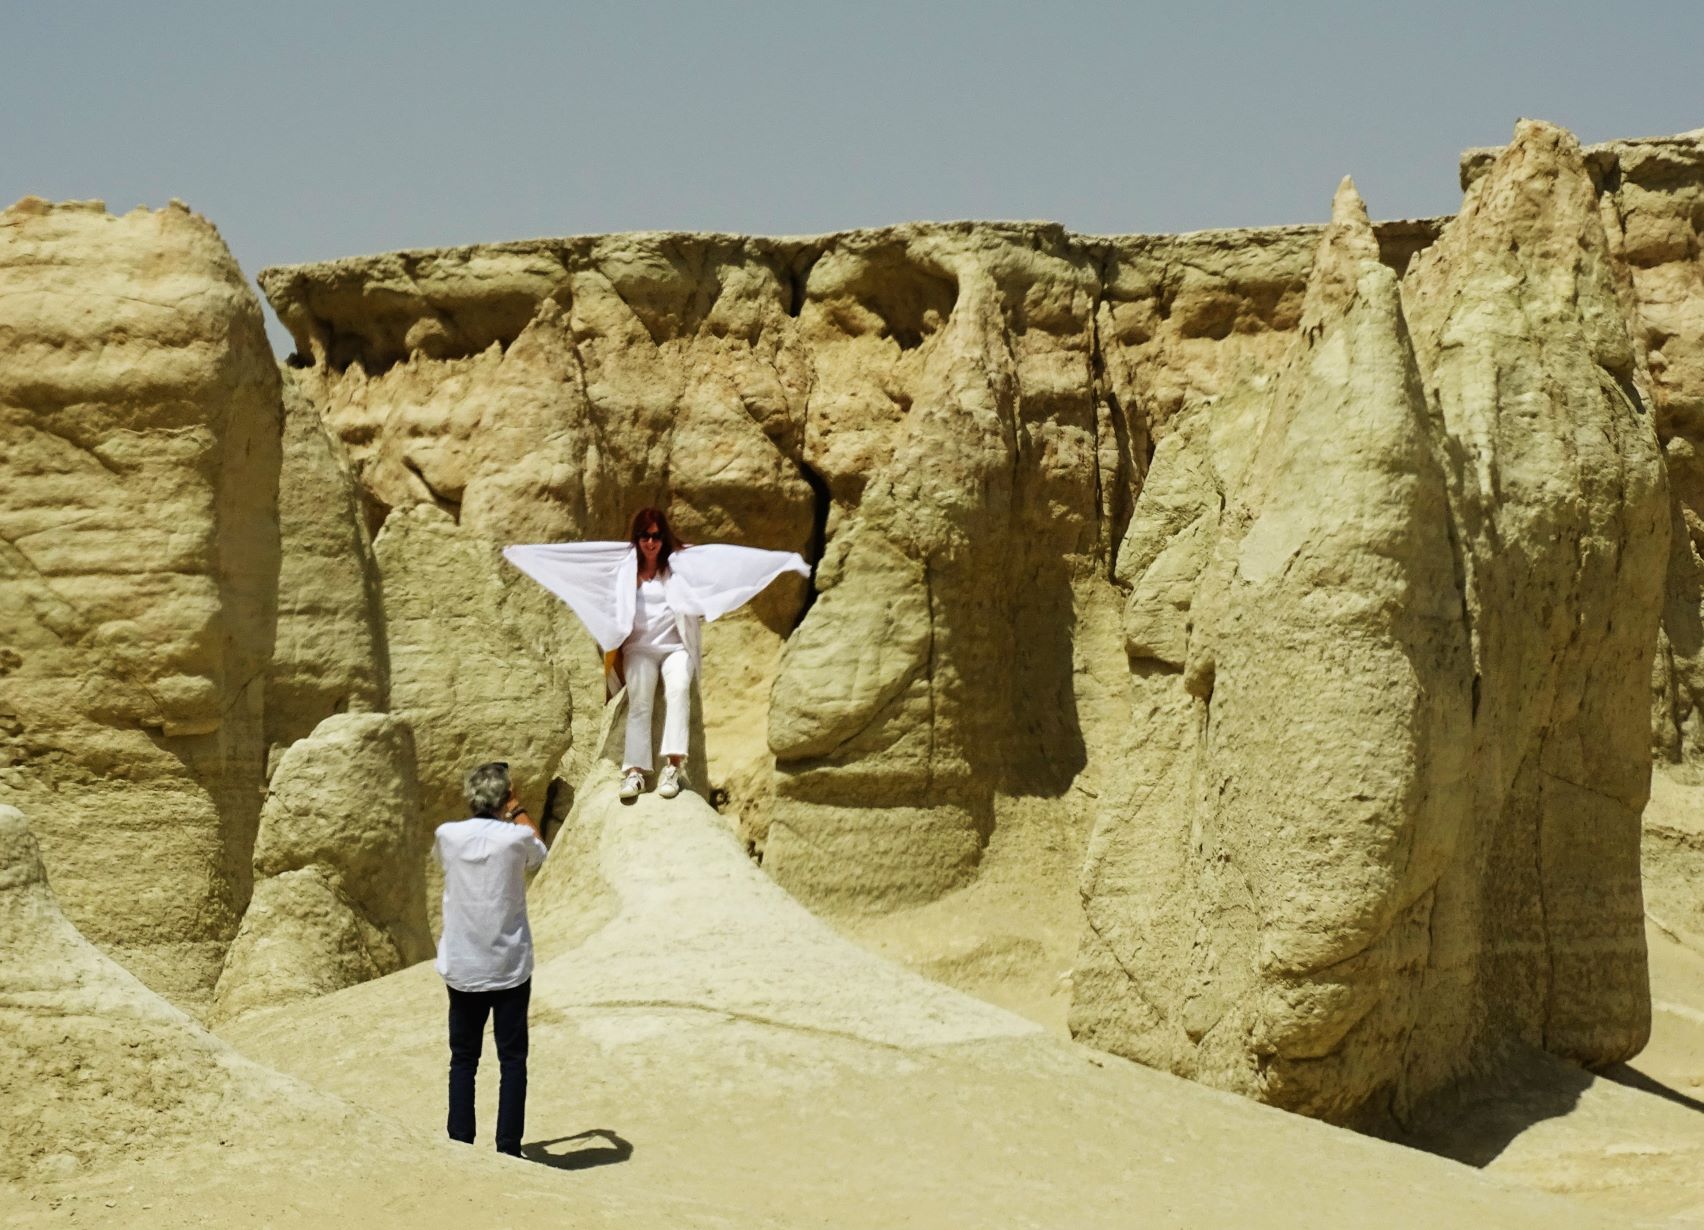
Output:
top-left (504, 507), bottom-right (809, 801)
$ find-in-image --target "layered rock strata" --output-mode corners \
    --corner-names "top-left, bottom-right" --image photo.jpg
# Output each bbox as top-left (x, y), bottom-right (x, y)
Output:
top-left (0, 116), bottom-right (1684, 1130)
top-left (266, 369), bottom-right (389, 759)
top-left (0, 199), bottom-right (282, 1010)
top-left (261, 218), bottom-right (1437, 886)
top-left (1599, 134), bottom-right (1704, 766)
top-left (1073, 123), bottom-right (1668, 1124)
top-left (1469, 130), bottom-right (1704, 765)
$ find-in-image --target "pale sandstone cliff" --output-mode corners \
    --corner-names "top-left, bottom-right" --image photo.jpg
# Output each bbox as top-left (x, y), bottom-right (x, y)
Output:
top-left (1468, 130), bottom-right (1704, 765)
top-left (1073, 123), bottom-right (1668, 1126)
top-left (0, 198), bottom-right (282, 1011)
top-left (1, 118), bottom-right (1696, 1148)
top-left (267, 368), bottom-right (389, 758)
top-left (257, 218), bottom-right (1437, 887)
top-left (249, 122), bottom-right (1689, 1126)
top-left (1073, 180), bottom-right (1475, 1121)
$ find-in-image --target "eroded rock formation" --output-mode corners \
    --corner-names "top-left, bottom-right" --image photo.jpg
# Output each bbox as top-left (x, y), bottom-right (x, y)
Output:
top-left (1073, 123), bottom-right (1668, 1124)
top-left (0, 802), bottom-right (339, 1183)
top-left (372, 504), bottom-right (578, 828)
top-left (267, 369), bottom-right (389, 759)
top-left (259, 219), bottom-right (1435, 889)
top-left (212, 712), bottom-right (432, 1022)
top-left (1598, 135), bottom-right (1704, 765)
top-left (766, 231), bottom-right (1108, 907)
top-left (1406, 123), bottom-right (1666, 1076)
top-left (0, 199), bottom-right (282, 1011)
top-left (2, 118), bottom-right (1696, 1133)
top-left (1074, 180), bottom-right (1473, 1120)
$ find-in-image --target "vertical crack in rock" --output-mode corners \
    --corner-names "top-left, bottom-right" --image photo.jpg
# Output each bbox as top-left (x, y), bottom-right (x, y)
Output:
top-left (792, 457), bottom-right (833, 628)
top-left (786, 249), bottom-right (818, 319)
top-left (1086, 258), bottom-right (1137, 579)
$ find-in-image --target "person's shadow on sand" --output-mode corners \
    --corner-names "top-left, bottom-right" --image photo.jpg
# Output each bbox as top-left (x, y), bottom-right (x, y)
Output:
top-left (522, 1129), bottom-right (634, 1170)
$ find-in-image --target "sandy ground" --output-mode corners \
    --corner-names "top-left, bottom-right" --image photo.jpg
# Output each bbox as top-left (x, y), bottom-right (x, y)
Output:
top-left (10, 765), bottom-right (1704, 1227)
top-left (207, 768), bottom-right (1638, 1229)
top-left (837, 775), bottom-right (1704, 1225)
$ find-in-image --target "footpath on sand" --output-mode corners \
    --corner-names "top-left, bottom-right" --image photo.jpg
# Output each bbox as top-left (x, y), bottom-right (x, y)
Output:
top-left (219, 765), bottom-right (1621, 1229)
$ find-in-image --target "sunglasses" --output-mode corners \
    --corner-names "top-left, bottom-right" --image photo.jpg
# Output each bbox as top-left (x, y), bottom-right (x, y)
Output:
top-left (636, 531), bottom-right (662, 542)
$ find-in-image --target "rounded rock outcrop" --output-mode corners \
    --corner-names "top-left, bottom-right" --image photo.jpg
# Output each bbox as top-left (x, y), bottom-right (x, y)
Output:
top-left (211, 712), bottom-right (432, 1023)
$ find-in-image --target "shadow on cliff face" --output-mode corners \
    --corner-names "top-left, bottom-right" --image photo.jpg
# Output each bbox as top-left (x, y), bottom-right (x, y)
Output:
top-left (982, 550), bottom-right (1087, 799)
top-left (762, 236), bottom-right (1113, 913)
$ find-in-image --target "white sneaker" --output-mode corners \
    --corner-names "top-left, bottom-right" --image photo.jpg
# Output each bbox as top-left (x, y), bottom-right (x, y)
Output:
top-left (619, 769), bottom-right (646, 800)
top-left (657, 763), bottom-right (687, 799)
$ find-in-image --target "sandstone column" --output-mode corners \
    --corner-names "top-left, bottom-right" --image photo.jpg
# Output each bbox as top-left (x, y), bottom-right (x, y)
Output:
top-left (0, 199), bottom-right (282, 1012)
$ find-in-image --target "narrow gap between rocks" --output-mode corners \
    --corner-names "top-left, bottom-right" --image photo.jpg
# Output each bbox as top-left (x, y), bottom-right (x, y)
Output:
top-left (791, 458), bottom-right (833, 631)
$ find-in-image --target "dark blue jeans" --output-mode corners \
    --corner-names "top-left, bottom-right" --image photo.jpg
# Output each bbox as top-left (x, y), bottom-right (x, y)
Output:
top-left (446, 978), bottom-right (531, 1155)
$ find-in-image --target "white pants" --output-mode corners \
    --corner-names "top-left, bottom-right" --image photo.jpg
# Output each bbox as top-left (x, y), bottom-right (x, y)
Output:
top-left (622, 648), bottom-right (692, 772)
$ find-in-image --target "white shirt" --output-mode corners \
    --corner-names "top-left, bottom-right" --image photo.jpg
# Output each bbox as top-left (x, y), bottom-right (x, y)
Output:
top-left (625, 574), bottom-right (686, 654)
top-left (433, 817), bottom-right (548, 992)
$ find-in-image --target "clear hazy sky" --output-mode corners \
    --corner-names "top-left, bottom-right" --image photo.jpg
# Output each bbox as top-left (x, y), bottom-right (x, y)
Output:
top-left (5, 1), bottom-right (1700, 354)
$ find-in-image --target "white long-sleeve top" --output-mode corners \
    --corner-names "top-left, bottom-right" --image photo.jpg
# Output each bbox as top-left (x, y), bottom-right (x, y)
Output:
top-left (626, 575), bottom-right (686, 654)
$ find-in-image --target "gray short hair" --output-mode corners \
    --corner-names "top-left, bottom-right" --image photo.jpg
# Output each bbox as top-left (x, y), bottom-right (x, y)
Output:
top-left (464, 762), bottom-right (511, 818)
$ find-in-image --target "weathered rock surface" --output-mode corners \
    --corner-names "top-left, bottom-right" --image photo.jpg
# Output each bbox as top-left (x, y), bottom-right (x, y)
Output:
top-left (767, 230), bottom-right (1112, 908)
top-left (373, 504), bottom-right (578, 830)
top-left (0, 803), bottom-right (321, 1184)
top-left (1074, 123), bottom-right (1668, 1125)
top-left (267, 238), bottom-right (819, 837)
top-left (1603, 134), bottom-right (1704, 767)
top-left (1405, 121), bottom-right (1667, 1079)
top-left (1470, 130), bottom-right (1704, 768)
top-left (255, 134), bottom-right (1684, 1130)
top-left (212, 712), bottom-right (431, 1022)
top-left (0, 198), bottom-right (281, 1011)
top-left (1075, 180), bottom-right (1471, 1121)
top-left (266, 368), bottom-right (388, 759)
top-left (260, 220), bottom-right (1432, 860)
top-left (2, 115), bottom-right (1681, 1148)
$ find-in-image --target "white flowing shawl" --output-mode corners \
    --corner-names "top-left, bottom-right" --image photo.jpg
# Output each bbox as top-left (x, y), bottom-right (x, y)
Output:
top-left (502, 540), bottom-right (811, 652)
